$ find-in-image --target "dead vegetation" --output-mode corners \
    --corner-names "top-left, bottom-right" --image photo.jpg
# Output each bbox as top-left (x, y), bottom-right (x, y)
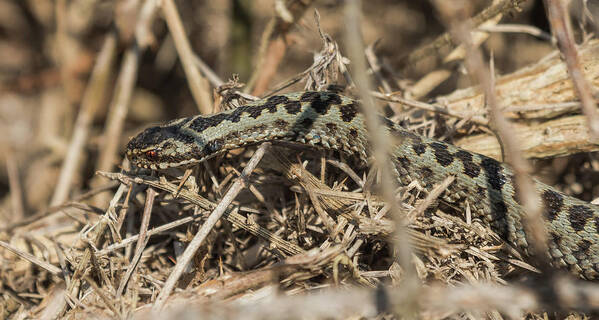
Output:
top-left (1, 0), bottom-right (599, 319)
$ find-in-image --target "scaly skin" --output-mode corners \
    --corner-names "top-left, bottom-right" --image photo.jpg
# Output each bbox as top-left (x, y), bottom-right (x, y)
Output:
top-left (126, 91), bottom-right (599, 279)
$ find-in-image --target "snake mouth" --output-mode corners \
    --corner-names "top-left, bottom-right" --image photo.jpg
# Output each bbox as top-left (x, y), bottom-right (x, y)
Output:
top-left (126, 149), bottom-right (156, 170)
top-left (126, 149), bottom-right (203, 170)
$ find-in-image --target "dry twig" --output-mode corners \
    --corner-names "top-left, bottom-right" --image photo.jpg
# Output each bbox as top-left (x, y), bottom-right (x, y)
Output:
top-left (161, 0), bottom-right (213, 113)
top-left (343, 0), bottom-right (419, 310)
top-left (50, 33), bottom-right (117, 206)
top-left (152, 143), bottom-right (271, 311)
top-left (545, 0), bottom-right (599, 140)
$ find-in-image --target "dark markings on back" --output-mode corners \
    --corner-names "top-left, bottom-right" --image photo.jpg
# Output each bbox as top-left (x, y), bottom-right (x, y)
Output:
top-left (396, 156), bottom-right (411, 168)
top-left (190, 114), bottom-right (227, 132)
top-left (541, 189), bottom-right (564, 222)
top-left (349, 128), bottom-right (358, 138)
top-left (300, 91), bottom-right (321, 102)
top-left (429, 142), bottom-right (454, 167)
top-left (412, 143), bottom-right (426, 156)
top-left (574, 239), bottom-right (592, 258)
top-left (238, 99), bottom-right (290, 122)
top-left (264, 95), bottom-right (289, 113)
top-left (339, 102), bottom-right (359, 122)
top-left (308, 92), bottom-right (342, 114)
top-left (491, 200), bottom-right (508, 220)
top-left (480, 158), bottom-right (506, 191)
top-left (489, 198), bottom-right (510, 240)
top-left (284, 100), bottom-right (302, 114)
top-left (190, 100), bottom-right (284, 131)
top-left (247, 104), bottom-right (269, 119)
top-left (455, 150), bottom-right (480, 178)
top-left (226, 107), bottom-right (247, 122)
top-left (191, 103), bottom-right (275, 131)
top-left (569, 205), bottom-right (593, 232)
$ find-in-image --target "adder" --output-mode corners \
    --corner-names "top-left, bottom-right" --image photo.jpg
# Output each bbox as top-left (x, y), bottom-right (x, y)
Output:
top-left (126, 91), bottom-right (599, 280)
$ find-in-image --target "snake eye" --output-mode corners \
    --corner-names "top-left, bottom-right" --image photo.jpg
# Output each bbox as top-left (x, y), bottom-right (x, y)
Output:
top-left (145, 150), bottom-right (158, 160)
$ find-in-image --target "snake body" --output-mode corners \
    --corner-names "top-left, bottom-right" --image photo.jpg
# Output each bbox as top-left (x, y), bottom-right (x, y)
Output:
top-left (126, 91), bottom-right (599, 279)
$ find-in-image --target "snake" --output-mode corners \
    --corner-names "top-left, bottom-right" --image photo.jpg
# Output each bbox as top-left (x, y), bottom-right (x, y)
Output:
top-left (126, 91), bottom-right (599, 280)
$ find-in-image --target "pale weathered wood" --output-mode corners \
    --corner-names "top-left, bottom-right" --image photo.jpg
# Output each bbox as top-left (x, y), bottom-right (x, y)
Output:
top-left (435, 39), bottom-right (599, 159)
top-left (455, 115), bottom-right (596, 160)
top-left (438, 40), bottom-right (599, 120)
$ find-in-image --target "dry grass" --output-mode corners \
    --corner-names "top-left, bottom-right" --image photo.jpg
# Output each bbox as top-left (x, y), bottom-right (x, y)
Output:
top-left (1, 0), bottom-right (599, 319)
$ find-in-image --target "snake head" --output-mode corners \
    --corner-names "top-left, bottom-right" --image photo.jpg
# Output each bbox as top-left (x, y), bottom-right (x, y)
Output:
top-left (126, 124), bottom-right (194, 170)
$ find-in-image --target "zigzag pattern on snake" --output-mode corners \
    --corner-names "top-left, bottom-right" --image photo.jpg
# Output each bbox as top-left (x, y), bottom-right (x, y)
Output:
top-left (126, 91), bottom-right (599, 280)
